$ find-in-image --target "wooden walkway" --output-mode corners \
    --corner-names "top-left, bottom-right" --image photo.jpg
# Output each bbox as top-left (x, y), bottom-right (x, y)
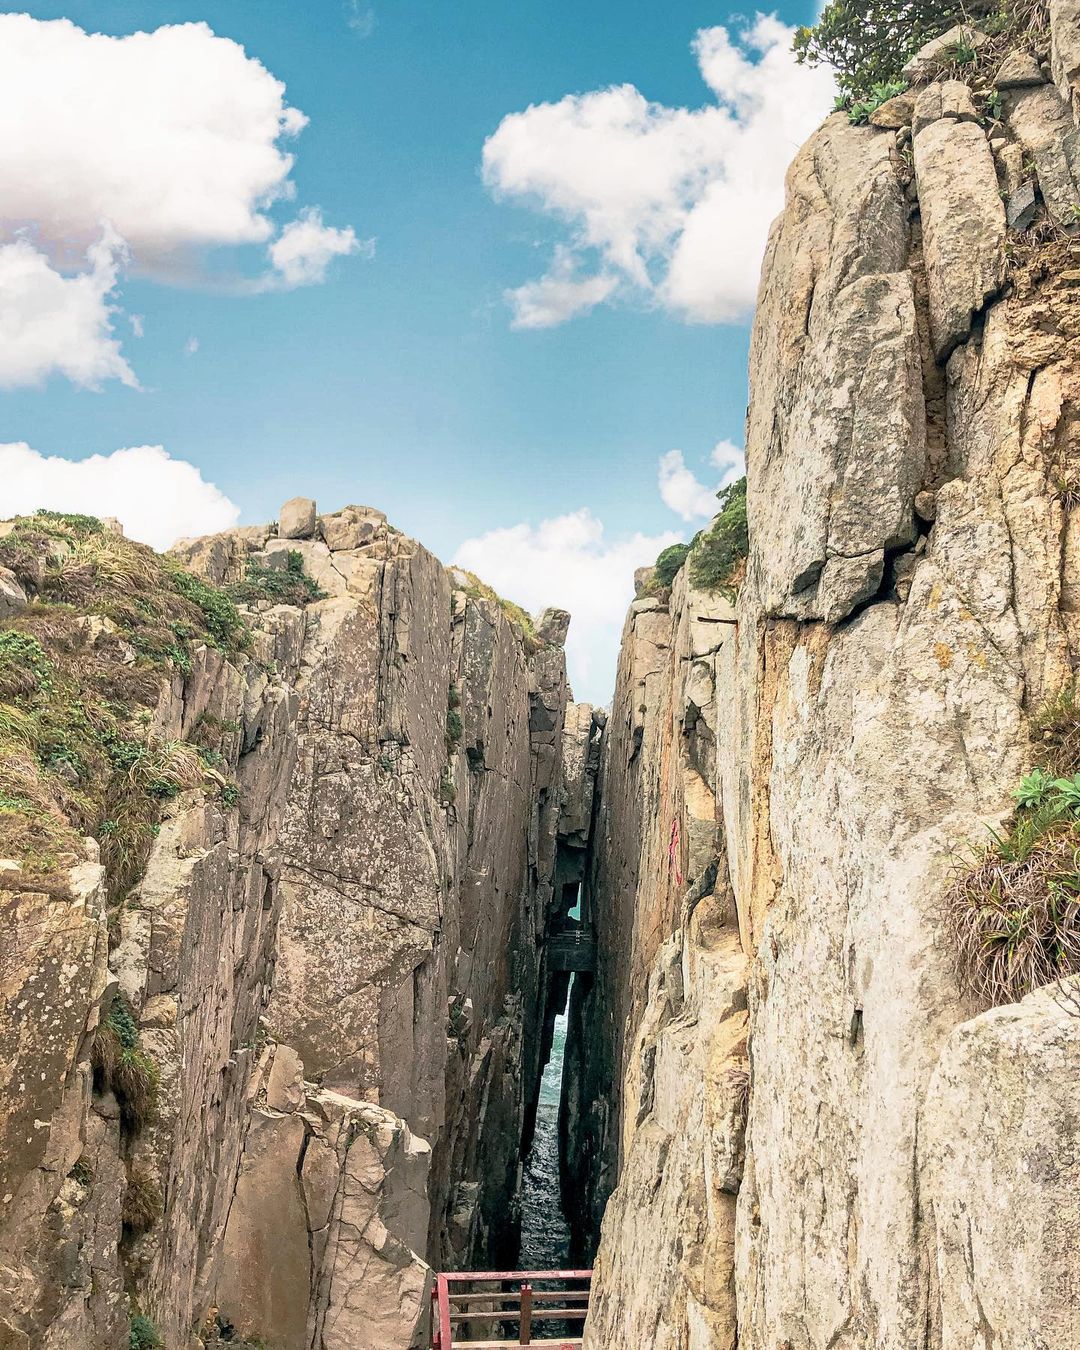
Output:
top-left (431, 1269), bottom-right (592, 1347)
top-left (547, 924), bottom-right (596, 973)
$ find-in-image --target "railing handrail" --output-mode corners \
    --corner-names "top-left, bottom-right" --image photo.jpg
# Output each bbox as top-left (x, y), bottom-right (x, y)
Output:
top-left (432, 1269), bottom-right (593, 1347)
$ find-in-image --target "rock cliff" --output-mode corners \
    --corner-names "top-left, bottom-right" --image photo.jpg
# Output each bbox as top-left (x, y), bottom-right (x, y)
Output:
top-left (0, 502), bottom-right (589, 1349)
top-left (573, 8), bottom-right (1080, 1347)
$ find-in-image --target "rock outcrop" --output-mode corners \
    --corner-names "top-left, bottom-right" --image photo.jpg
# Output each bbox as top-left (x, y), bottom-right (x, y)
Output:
top-left (575, 10), bottom-right (1080, 1347)
top-left (0, 504), bottom-right (589, 1348)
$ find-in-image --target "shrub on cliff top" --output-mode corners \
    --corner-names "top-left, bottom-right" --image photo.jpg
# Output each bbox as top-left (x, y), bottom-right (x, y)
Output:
top-left (688, 478), bottom-right (749, 600)
top-left (653, 543), bottom-right (691, 588)
top-left (794, 0), bottom-right (968, 94)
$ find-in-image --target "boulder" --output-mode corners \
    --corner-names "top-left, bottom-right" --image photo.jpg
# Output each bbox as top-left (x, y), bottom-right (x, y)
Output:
top-left (902, 25), bottom-right (987, 83)
top-left (1005, 82), bottom-right (1080, 226)
top-left (869, 92), bottom-right (914, 128)
top-left (911, 79), bottom-right (979, 136)
top-left (534, 606), bottom-right (571, 646)
top-left (1007, 178), bottom-right (1040, 229)
top-left (994, 48), bottom-right (1045, 88)
top-left (0, 567), bottom-right (26, 619)
top-left (278, 496), bottom-right (318, 540)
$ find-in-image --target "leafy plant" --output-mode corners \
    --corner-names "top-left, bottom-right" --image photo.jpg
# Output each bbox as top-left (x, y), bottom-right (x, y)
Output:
top-left (1013, 767), bottom-right (1053, 809)
top-left (794, 0), bottom-right (970, 96)
top-left (688, 477), bottom-right (749, 599)
top-left (847, 80), bottom-right (908, 125)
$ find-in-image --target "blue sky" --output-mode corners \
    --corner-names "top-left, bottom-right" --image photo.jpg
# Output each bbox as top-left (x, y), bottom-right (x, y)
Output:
top-left (0, 0), bottom-right (833, 699)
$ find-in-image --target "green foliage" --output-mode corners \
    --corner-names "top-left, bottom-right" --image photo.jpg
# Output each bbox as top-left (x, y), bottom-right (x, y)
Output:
top-left (92, 995), bottom-right (159, 1133)
top-left (68, 1157), bottom-right (93, 1186)
top-left (221, 782), bottom-right (241, 809)
top-left (169, 566), bottom-right (249, 651)
top-left (438, 770), bottom-right (456, 808)
top-left (34, 509), bottom-right (104, 536)
top-left (228, 550), bottom-right (326, 608)
top-left (0, 632), bottom-right (53, 698)
top-left (847, 80), bottom-right (908, 125)
top-left (688, 478), bottom-right (749, 598)
top-left (794, 0), bottom-right (969, 95)
top-left (653, 543), bottom-right (690, 588)
top-left (129, 1314), bottom-right (163, 1350)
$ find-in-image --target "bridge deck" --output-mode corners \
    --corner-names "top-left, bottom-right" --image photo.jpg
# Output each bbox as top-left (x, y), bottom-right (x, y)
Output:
top-left (546, 925), bottom-right (597, 973)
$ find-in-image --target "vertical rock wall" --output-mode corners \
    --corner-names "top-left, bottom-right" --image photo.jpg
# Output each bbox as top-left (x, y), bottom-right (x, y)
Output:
top-left (0, 504), bottom-right (586, 1349)
top-left (578, 12), bottom-right (1080, 1348)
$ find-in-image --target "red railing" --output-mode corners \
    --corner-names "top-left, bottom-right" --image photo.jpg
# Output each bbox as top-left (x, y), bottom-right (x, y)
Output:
top-left (431, 1269), bottom-right (592, 1348)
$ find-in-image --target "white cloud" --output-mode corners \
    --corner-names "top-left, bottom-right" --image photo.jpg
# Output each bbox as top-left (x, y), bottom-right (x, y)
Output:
top-left (710, 438), bottom-right (745, 486)
top-left (454, 509), bottom-right (680, 704)
top-left (268, 208), bottom-right (367, 287)
top-left (0, 443), bottom-right (240, 551)
top-left (184, 336), bottom-right (200, 356)
top-left (346, 3), bottom-right (377, 37)
top-left (658, 439), bottom-right (746, 521)
top-left (0, 231), bottom-right (137, 390)
top-left (483, 14), bottom-right (835, 327)
top-left (507, 246), bottom-right (618, 329)
top-left (0, 14), bottom-right (362, 387)
top-left (658, 450), bottom-right (719, 521)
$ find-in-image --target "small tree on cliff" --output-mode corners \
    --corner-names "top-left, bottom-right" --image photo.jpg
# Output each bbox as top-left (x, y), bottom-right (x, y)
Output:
top-left (793, 0), bottom-right (975, 95)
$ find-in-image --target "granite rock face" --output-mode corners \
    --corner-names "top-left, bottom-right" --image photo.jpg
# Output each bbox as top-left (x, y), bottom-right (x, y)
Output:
top-left (0, 503), bottom-right (587, 1348)
top-left (577, 16), bottom-right (1080, 1347)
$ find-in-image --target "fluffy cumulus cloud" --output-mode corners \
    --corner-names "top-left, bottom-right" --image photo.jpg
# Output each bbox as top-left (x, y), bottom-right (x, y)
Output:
top-left (268, 209), bottom-right (366, 288)
top-left (454, 510), bottom-right (680, 704)
top-left (0, 14), bottom-right (363, 388)
top-left (483, 14), bottom-right (836, 327)
top-left (659, 439), bottom-right (746, 521)
top-left (0, 443), bottom-right (240, 551)
top-left (507, 246), bottom-right (618, 330)
top-left (0, 232), bottom-right (137, 390)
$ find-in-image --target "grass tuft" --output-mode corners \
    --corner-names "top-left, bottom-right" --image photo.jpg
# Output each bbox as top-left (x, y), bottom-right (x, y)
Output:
top-left (947, 690), bottom-right (1080, 1004)
top-left (122, 1162), bottom-right (163, 1234)
top-left (227, 549), bottom-right (326, 608)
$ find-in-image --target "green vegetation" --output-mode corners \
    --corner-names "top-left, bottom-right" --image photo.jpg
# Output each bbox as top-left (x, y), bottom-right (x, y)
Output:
top-left (129, 1314), bottom-right (163, 1350)
top-left (445, 684), bottom-right (464, 752)
top-left (845, 80), bottom-right (907, 125)
top-left (688, 478), bottom-right (749, 599)
top-left (946, 686), bottom-right (1080, 1005)
top-left (456, 570), bottom-right (545, 655)
top-left (653, 543), bottom-right (691, 588)
top-left (0, 513), bottom-right (251, 892)
top-left (795, 0), bottom-right (1047, 98)
top-left (227, 549), bottom-right (325, 608)
top-left (68, 1157), bottom-right (93, 1186)
top-left (438, 769), bottom-right (457, 808)
top-left (92, 994), bottom-right (159, 1134)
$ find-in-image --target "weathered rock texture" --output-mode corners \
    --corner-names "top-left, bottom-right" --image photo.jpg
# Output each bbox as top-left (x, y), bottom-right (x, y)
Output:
top-left (0, 505), bottom-right (588, 1348)
top-left (574, 15), bottom-right (1080, 1348)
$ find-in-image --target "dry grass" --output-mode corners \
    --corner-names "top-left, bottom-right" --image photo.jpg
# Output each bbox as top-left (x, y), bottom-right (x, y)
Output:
top-left (122, 1163), bottom-right (163, 1233)
top-left (947, 825), bottom-right (1080, 1004)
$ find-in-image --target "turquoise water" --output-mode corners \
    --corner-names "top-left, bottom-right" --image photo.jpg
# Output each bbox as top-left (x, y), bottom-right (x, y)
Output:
top-left (519, 1008), bottom-right (571, 1269)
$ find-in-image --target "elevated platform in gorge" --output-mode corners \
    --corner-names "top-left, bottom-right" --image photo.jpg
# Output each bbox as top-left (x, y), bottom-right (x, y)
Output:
top-left (546, 921), bottom-right (597, 973)
top-left (431, 1269), bottom-right (592, 1347)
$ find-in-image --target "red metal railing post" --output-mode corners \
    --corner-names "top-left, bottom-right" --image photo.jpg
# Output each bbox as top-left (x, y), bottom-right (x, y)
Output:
top-left (437, 1272), bottom-right (453, 1349)
top-left (519, 1281), bottom-right (532, 1345)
